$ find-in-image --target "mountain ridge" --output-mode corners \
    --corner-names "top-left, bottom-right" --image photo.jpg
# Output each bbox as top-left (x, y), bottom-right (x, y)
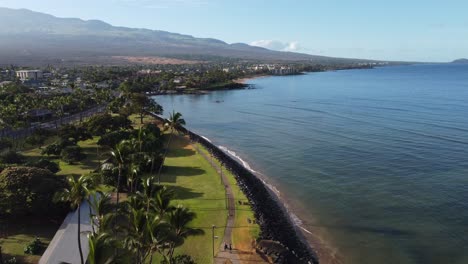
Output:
top-left (452, 58), bottom-right (468, 64)
top-left (0, 7), bottom-right (375, 65)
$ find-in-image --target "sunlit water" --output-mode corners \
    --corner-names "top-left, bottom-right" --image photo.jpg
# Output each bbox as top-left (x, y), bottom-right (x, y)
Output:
top-left (153, 64), bottom-right (468, 264)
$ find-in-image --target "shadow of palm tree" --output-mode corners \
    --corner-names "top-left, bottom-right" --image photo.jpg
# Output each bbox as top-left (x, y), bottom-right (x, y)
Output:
top-left (165, 148), bottom-right (196, 158)
top-left (168, 185), bottom-right (204, 200)
top-left (160, 165), bottom-right (206, 183)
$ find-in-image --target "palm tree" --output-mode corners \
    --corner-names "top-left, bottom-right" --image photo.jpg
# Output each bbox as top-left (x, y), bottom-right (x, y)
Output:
top-left (55, 175), bottom-right (92, 264)
top-left (87, 232), bottom-right (116, 264)
top-left (153, 186), bottom-right (175, 218)
top-left (157, 111), bottom-right (186, 184)
top-left (166, 205), bottom-right (203, 260)
top-left (88, 192), bottom-right (113, 235)
top-left (110, 140), bottom-right (133, 205)
top-left (165, 111), bottom-right (186, 135)
top-left (123, 195), bottom-right (169, 264)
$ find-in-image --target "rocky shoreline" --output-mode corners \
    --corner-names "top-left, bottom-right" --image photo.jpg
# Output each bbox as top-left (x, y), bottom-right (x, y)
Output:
top-left (149, 113), bottom-right (319, 263)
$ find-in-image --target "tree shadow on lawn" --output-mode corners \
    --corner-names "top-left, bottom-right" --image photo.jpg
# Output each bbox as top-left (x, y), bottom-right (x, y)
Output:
top-left (168, 185), bottom-right (204, 200)
top-left (165, 148), bottom-right (196, 158)
top-left (160, 165), bottom-right (206, 183)
top-left (0, 218), bottom-right (61, 238)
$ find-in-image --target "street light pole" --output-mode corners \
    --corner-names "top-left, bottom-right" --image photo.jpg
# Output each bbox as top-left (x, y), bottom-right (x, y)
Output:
top-left (212, 225), bottom-right (216, 257)
top-left (220, 162), bottom-right (223, 185)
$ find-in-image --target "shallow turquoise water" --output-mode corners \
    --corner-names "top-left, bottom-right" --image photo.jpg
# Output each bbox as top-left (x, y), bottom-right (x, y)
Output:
top-left (154, 64), bottom-right (468, 264)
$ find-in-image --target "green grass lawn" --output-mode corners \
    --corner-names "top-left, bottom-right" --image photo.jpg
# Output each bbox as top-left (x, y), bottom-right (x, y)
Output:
top-left (21, 137), bottom-right (105, 178)
top-left (0, 219), bottom-right (60, 264)
top-left (156, 134), bottom-right (228, 263)
top-left (195, 143), bottom-right (260, 252)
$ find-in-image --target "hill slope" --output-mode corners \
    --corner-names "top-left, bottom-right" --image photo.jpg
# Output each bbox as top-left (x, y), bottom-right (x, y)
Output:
top-left (452, 58), bottom-right (468, 64)
top-left (0, 7), bottom-right (368, 65)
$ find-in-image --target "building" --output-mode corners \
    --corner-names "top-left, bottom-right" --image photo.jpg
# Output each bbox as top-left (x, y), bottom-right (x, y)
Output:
top-left (16, 70), bottom-right (43, 81)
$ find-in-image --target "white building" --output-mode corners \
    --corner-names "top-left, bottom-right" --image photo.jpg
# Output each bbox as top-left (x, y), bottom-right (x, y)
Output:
top-left (16, 70), bottom-right (43, 81)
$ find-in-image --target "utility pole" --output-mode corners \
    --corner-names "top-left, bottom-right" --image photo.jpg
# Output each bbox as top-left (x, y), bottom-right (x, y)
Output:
top-left (220, 162), bottom-right (223, 185)
top-left (212, 225), bottom-right (216, 257)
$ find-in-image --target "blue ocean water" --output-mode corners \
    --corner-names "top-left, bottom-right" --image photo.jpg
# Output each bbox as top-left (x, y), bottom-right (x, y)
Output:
top-left (154, 64), bottom-right (468, 264)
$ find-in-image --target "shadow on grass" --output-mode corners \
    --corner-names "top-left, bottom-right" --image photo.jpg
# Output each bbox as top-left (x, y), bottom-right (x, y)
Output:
top-left (0, 218), bottom-right (62, 238)
top-left (160, 165), bottom-right (206, 183)
top-left (168, 185), bottom-right (204, 200)
top-left (165, 148), bottom-right (196, 158)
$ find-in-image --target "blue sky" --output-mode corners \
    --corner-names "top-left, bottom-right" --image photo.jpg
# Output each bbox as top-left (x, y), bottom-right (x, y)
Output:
top-left (1, 0), bottom-right (467, 62)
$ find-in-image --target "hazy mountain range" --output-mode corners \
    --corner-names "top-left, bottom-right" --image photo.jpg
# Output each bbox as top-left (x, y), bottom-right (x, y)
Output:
top-left (0, 7), bottom-right (376, 66)
top-left (452, 58), bottom-right (468, 64)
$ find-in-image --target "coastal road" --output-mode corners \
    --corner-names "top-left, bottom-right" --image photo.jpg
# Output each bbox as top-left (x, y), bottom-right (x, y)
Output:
top-left (0, 105), bottom-right (106, 139)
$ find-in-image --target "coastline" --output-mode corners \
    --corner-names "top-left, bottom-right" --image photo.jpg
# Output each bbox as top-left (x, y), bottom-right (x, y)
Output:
top-left (218, 145), bottom-right (343, 264)
top-left (191, 132), bottom-right (320, 263)
top-left (233, 74), bottom-right (270, 84)
top-left (148, 112), bottom-right (319, 263)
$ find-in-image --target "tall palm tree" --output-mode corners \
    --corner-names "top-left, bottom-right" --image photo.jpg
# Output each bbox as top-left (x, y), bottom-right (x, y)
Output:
top-left (165, 111), bottom-right (186, 135)
top-left (55, 175), bottom-right (92, 264)
top-left (123, 195), bottom-right (169, 264)
top-left (157, 111), bottom-right (186, 184)
top-left (110, 140), bottom-right (133, 205)
top-left (153, 186), bottom-right (175, 218)
top-left (166, 205), bottom-right (203, 260)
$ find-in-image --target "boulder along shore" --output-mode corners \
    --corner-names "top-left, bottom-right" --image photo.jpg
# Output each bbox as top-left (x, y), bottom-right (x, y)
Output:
top-left (150, 112), bottom-right (319, 264)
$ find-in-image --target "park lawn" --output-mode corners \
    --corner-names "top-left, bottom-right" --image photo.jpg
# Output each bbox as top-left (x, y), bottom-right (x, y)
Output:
top-left (0, 219), bottom-right (60, 263)
top-left (155, 134), bottom-right (228, 264)
top-left (21, 137), bottom-right (105, 178)
top-left (128, 114), bottom-right (158, 129)
top-left (195, 144), bottom-right (261, 251)
top-left (4, 137), bottom-right (105, 263)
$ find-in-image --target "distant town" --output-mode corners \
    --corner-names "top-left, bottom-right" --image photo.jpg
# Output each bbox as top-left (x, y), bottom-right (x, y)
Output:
top-left (1, 61), bottom-right (388, 94)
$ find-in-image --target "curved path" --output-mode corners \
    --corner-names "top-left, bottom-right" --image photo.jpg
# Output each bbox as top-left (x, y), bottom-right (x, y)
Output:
top-left (192, 142), bottom-right (241, 264)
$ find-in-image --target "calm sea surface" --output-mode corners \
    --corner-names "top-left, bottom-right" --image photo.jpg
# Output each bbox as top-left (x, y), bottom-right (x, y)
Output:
top-left (154, 64), bottom-right (468, 264)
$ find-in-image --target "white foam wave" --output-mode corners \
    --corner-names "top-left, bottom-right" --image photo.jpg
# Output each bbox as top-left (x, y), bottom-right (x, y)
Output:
top-left (200, 135), bottom-right (212, 143)
top-left (217, 144), bottom-right (313, 240)
top-left (218, 145), bottom-right (258, 173)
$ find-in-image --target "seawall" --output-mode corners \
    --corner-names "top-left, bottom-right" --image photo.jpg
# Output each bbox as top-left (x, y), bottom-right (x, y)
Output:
top-left (150, 113), bottom-right (318, 263)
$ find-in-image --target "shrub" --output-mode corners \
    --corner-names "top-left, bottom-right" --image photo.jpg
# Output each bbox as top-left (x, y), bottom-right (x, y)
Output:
top-left (86, 113), bottom-right (132, 136)
top-left (61, 146), bottom-right (85, 164)
top-left (42, 143), bottom-right (62, 156)
top-left (59, 124), bottom-right (93, 144)
top-left (98, 130), bottom-right (132, 147)
top-left (25, 128), bottom-right (52, 147)
top-left (28, 159), bottom-right (60, 173)
top-left (24, 237), bottom-right (43, 255)
top-left (0, 151), bottom-right (26, 164)
top-left (0, 167), bottom-right (67, 217)
top-left (5, 257), bottom-right (18, 264)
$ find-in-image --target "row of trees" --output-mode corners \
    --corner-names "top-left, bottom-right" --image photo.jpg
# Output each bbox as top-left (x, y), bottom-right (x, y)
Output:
top-left (0, 82), bottom-right (113, 130)
top-left (58, 173), bottom-right (200, 264)
top-left (50, 110), bottom-right (196, 264)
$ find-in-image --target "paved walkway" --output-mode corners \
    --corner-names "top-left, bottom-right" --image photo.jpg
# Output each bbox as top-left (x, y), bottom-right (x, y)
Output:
top-left (39, 200), bottom-right (93, 264)
top-left (192, 143), bottom-right (241, 264)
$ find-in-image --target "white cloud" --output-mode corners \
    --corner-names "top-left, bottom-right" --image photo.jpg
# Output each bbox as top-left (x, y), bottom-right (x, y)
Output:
top-left (250, 40), bottom-right (302, 52)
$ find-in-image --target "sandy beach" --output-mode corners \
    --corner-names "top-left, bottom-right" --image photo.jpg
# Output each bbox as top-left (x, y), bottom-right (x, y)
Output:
top-left (233, 74), bottom-right (269, 84)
